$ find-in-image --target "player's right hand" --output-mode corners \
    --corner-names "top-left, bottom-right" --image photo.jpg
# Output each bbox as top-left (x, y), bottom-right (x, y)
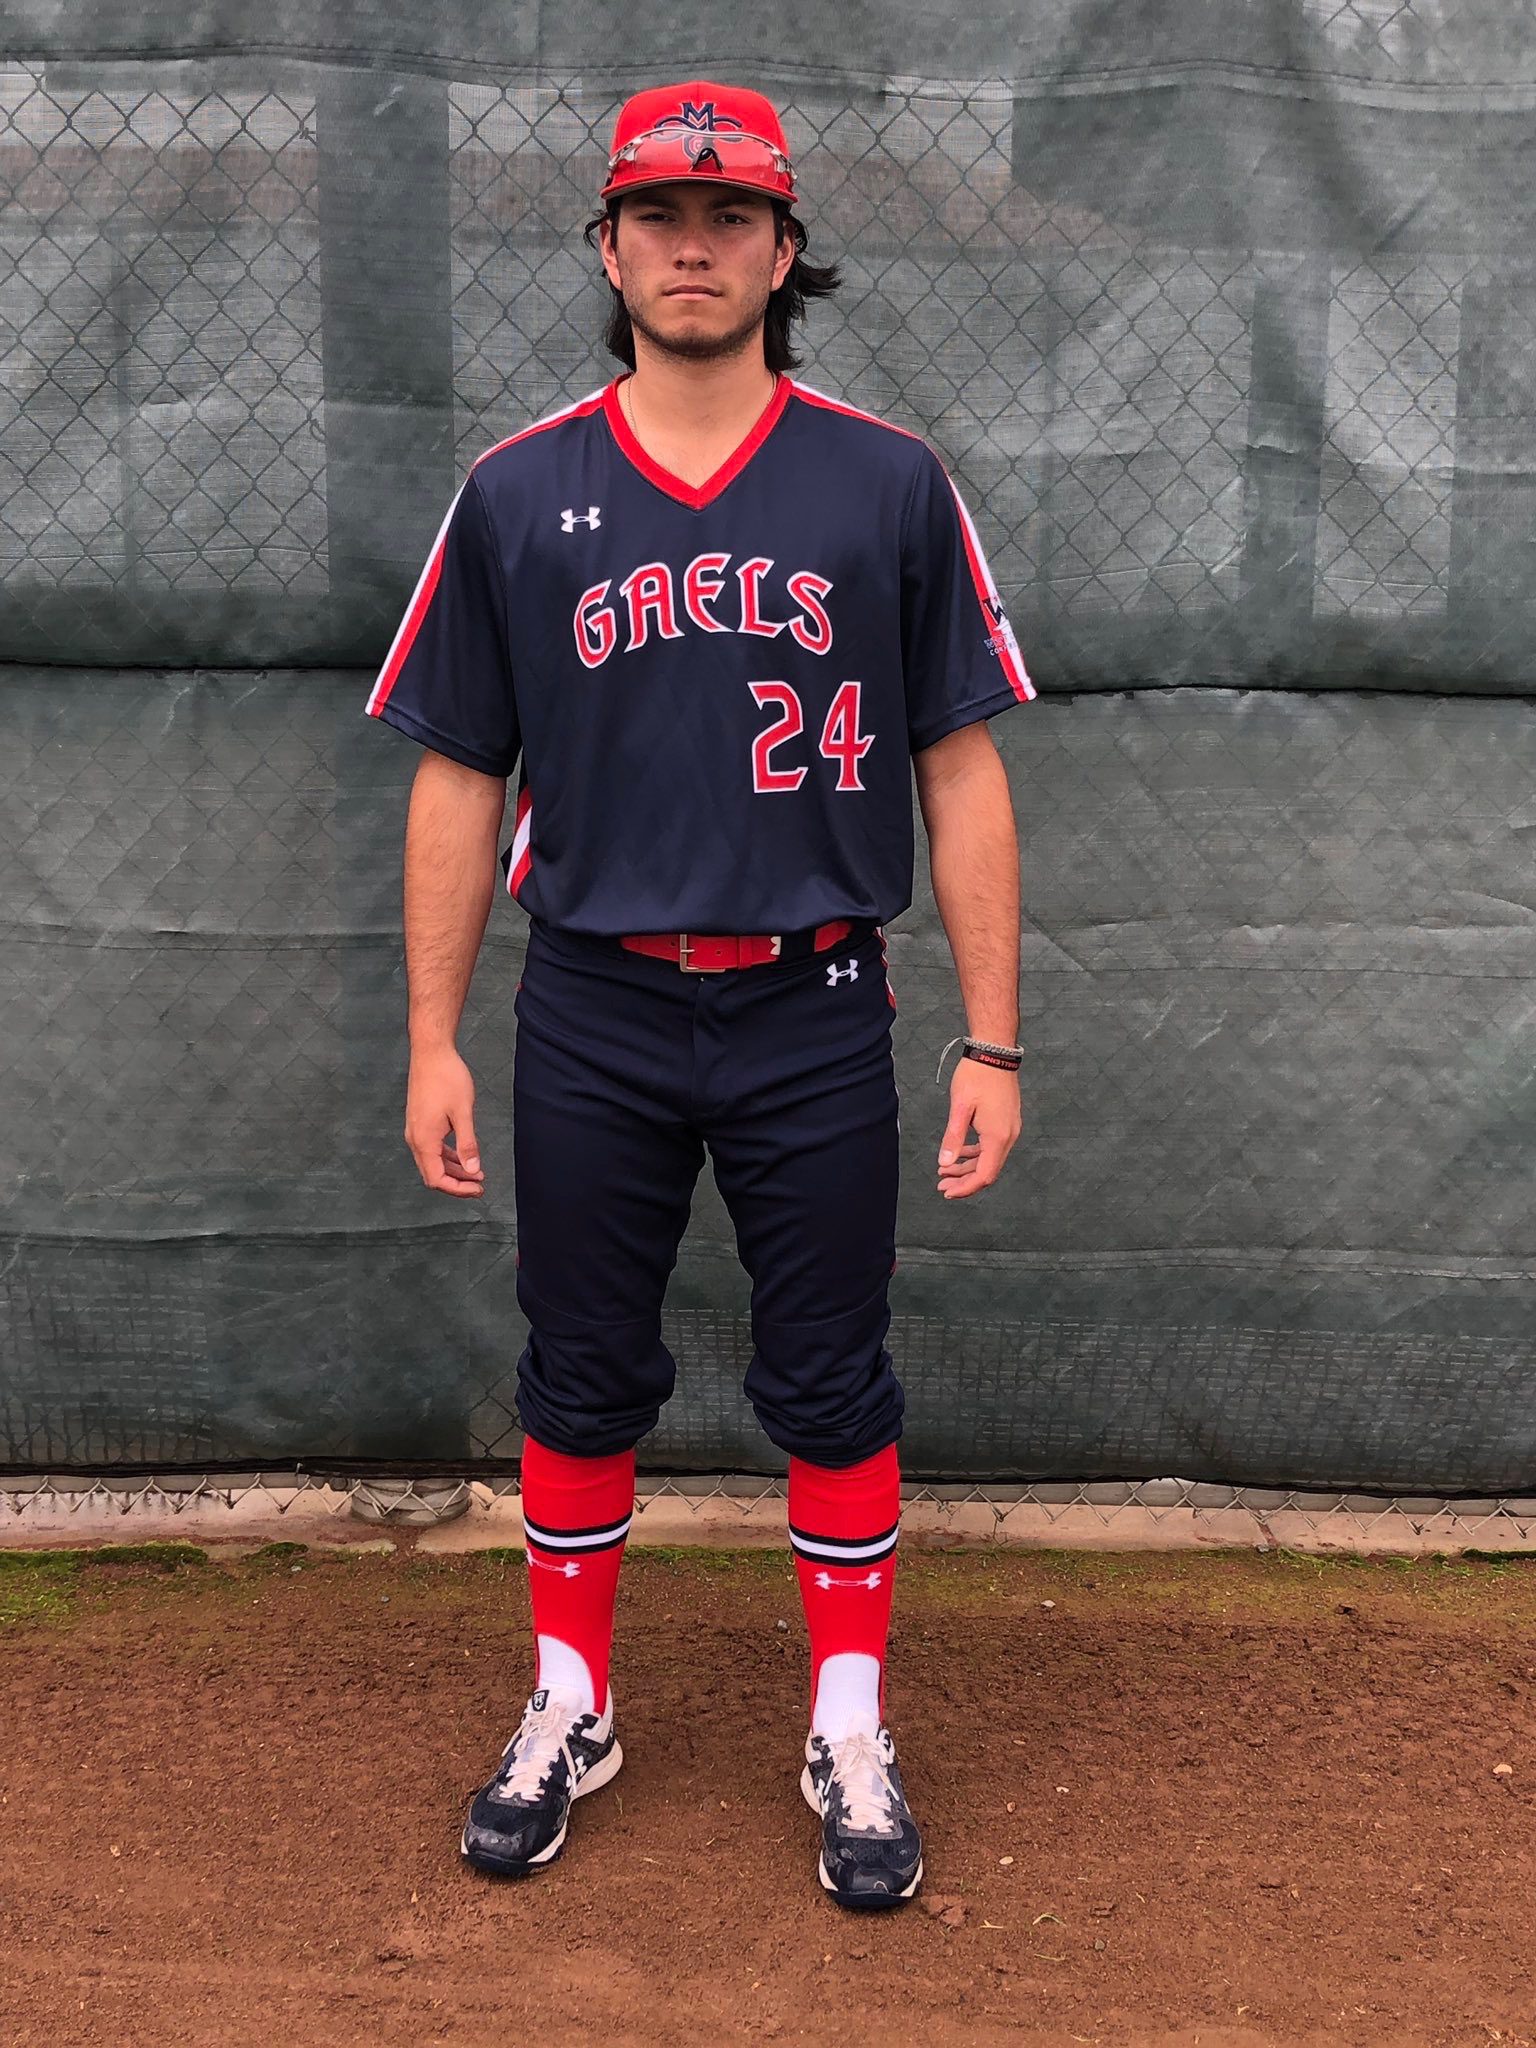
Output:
top-left (404, 1046), bottom-right (486, 1198)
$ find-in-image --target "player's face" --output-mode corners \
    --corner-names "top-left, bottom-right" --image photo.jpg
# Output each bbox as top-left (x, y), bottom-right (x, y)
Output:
top-left (600, 185), bottom-right (796, 365)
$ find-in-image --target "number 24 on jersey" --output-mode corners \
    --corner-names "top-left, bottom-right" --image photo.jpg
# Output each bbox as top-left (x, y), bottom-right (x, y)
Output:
top-left (749, 679), bottom-right (873, 794)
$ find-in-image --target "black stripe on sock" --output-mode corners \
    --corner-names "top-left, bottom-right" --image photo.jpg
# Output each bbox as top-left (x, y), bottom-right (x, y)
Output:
top-left (788, 1518), bottom-right (900, 1562)
top-left (523, 1514), bottom-right (633, 1552)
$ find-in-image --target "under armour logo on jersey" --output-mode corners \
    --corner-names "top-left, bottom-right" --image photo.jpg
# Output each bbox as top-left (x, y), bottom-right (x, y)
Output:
top-left (813, 1568), bottom-right (885, 1591)
top-left (527, 1553), bottom-right (583, 1578)
top-left (561, 506), bottom-right (601, 532)
top-left (827, 958), bottom-right (859, 987)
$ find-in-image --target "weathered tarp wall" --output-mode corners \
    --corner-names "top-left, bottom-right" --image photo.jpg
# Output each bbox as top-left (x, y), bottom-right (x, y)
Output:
top-left (3, 2), bottom-right (1534, 1485)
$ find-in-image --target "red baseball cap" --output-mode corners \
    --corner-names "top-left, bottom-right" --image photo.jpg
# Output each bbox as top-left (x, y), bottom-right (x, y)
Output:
top-left (600, 80), bottom-right (796, 203)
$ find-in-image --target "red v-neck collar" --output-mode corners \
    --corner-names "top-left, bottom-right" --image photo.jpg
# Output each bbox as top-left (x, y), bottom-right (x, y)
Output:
top-left (602, 373), bottom-right (791, 510)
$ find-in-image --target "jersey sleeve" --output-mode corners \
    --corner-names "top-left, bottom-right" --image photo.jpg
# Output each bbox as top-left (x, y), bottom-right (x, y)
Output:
top-left (900, 444), bottom-right (1034, 754)
top-left (364, 469), bottom-right (520, 777)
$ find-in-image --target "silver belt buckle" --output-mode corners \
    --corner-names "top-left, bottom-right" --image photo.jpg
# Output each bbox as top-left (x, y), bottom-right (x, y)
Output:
top-left (677, 932), bottom-right (726, 973)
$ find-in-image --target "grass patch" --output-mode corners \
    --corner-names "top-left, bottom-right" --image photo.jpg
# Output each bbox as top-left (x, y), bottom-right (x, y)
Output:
top-left (0, 1548), bottom-right (87, 1570)
top-left (81, 1541), bottom-right (208, 1571)
top-left (0, 1551), bottom-right (80, 1628)
top-left (631, 1546), bottom-right (795, 1577)
top-left (0, 1541), bottom-right (211, 1628)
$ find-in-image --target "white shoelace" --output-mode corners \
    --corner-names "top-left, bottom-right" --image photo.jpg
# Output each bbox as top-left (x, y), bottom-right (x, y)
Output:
top-left (826, 1727), bottom-right (901, 1836)
top-left (496, 1693), bottom-right (582, 1801)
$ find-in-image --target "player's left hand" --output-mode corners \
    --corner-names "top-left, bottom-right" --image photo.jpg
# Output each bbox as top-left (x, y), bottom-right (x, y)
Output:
top-left (936, 1060), bottom-right (1022, 1199)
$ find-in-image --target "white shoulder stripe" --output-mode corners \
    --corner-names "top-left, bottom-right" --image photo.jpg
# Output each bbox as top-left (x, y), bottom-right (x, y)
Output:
top-left (365, 479), bottom-right (467, 713)
top-left (470, 386), bottom-right (607, 471)
top-left (789, 380), bottom-right (924, 442)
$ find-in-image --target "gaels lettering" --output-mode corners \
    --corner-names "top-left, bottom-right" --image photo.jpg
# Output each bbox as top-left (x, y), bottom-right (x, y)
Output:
top-left (574, 552), bottom-right (833, 667)
top-left (785, 571), bottom-right (833, 654)
top-left (620, 561), bottom-right (684, 650)
top-left (574, 579), bottom-right (617, 668)
top-left (736, 556), bottom-right (783, 638)
top-left (684, 552), bottom-right (731, 633)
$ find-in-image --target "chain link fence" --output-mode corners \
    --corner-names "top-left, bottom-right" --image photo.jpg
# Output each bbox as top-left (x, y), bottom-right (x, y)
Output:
top-left (4, 37), bottom-right (1535, 676)
top-left (6, 1469), bottom-right (1536, 1559)
top-left (4, 16), bottom-right (1536, 1498)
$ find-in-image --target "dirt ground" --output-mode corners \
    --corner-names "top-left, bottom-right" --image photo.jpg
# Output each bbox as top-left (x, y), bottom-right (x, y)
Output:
top-left (1, 1540), bottom-right (1534, 2048)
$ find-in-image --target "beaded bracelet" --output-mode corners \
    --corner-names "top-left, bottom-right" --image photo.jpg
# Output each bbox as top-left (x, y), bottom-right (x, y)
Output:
top-left (936, 1034), bottom-right (1026, 1083)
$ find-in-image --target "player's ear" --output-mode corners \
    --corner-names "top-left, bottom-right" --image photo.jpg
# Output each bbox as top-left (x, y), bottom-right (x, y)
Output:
top-left (772, 218), bottom-right (795, 292)
top-left (598, 205), bottom-right (623, 289)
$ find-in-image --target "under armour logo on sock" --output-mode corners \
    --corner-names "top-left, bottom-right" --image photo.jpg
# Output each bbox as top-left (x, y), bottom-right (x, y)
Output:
top-left (827, 958), bottom-right (859, 987)
top-left (561, 506), bottom-right (601, 531)
top-left (813, 1568), bottom-right (885, 1591)
top-left (528, 1553), bottom-right (583, 1578)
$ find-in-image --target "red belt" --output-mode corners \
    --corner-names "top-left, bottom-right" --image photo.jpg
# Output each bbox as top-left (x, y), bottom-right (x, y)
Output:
top-left (619, 920), bottom-right (854, 973)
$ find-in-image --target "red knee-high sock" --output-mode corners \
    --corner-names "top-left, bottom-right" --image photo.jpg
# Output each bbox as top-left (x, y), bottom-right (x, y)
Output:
top-left (788, 1445), bottom-right (901, 1740)
top-left (519, 1437), bottom-right (635, 1715)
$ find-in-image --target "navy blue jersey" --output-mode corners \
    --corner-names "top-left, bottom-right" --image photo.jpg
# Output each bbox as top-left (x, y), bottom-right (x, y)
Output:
top-left (366, 375), bottom-right (1034, 935)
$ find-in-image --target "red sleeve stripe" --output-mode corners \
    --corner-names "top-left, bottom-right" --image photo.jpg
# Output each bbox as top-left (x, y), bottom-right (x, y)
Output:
top-left (366, 481), bottom-right (463, 716)
top-left (504, 783), bottom-right (534, 900)
top-left (366, 389), bottom-right (607, 719)
top-left (944, 471), bottom-right (1035, 702)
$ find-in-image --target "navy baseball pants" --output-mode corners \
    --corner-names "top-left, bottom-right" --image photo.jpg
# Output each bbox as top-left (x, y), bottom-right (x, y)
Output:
top-left (510, 916), bottom-right (904, 1466)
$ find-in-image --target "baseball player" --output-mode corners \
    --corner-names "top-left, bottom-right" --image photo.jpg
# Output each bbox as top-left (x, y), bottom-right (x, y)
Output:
top-left (366, 79), bottom-right (1033, 1910)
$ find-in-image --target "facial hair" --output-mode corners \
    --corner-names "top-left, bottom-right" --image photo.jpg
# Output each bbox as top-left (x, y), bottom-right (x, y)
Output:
top-left (625, 276), bottom-right (775, 364)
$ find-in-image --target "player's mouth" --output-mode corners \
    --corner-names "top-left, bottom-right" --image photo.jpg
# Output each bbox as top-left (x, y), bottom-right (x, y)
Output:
top-left (664, 285), bottom-right (721, 298)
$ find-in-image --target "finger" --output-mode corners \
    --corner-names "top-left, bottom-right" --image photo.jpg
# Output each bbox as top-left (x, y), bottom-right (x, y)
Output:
top-left (409, 1146), bottom-right (481, 1196)
top-left (406, 1123), bottom-right (484, 1196)
top-left (442, 1140), bottom-right (485, 1183)
top-left (937, 1104), bottom-right (976, 1167)
top-left (447, 1110), bottom-right (481, 1178)
top-left (941, 1136), bottom-right (1009, 1197)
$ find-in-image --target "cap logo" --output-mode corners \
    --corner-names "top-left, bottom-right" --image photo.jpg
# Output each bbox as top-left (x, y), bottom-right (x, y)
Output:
top-left (656, 100), bottom-right (744, 164)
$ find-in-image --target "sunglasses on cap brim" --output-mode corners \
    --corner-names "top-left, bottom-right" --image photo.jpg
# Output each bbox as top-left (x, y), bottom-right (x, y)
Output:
top-left (606, 125), bottom-right (796, 194)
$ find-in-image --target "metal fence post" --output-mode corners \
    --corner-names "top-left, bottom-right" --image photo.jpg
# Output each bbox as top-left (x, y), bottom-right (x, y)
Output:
top-left (1239, 257), bottom-right (1331, 680)
top-left (1450, 281), bottom-right (1536, 684)
top-left (315, 68), bottom-right (457, 651)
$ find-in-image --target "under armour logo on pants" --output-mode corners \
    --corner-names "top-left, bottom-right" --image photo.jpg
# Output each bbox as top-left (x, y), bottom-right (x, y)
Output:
top-left (827, 958), bottom-right (859, 986)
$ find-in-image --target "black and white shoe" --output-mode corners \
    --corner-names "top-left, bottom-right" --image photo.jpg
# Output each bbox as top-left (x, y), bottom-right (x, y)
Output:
top-left (460, 1686), bottom-right (622, 1876)
top-left (800, 1714), bottom-right (924, 1909)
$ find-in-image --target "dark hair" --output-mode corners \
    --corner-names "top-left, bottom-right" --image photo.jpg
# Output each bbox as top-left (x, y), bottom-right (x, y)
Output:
top-left (582, 195), bottom-right (841, 373)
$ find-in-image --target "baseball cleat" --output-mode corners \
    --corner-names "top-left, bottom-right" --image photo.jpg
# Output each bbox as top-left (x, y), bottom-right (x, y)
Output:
top-left (800, 1714), bottom-right (923, 1910)
top-left (460, 1686), bottom-right (622, 1877)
